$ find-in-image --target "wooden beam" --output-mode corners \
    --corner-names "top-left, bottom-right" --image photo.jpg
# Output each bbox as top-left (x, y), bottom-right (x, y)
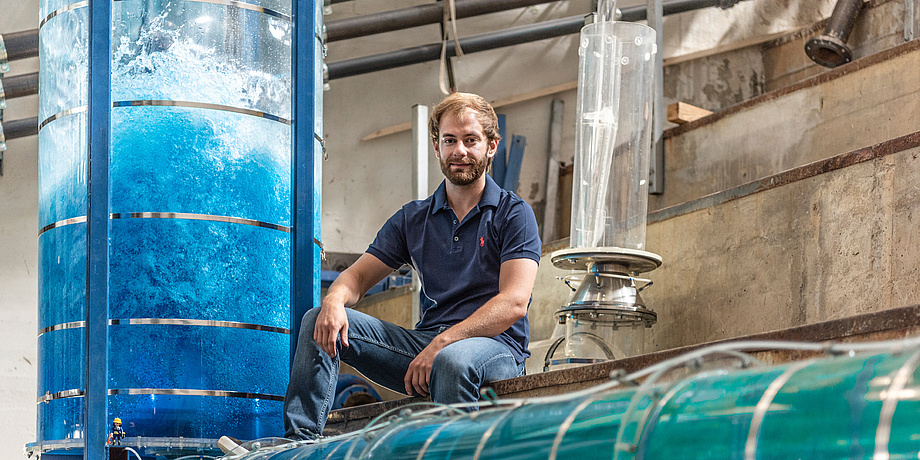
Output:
top-left (361, 122), bottom-right (413, 142)
top-left (361, 80), bottom-right (578, 142)
top-left (667, 101), bottom-right (712, 125)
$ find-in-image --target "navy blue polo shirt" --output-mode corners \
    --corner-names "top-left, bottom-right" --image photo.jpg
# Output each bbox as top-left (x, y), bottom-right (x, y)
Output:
top-left (366, 174), bottom-right (541, 363)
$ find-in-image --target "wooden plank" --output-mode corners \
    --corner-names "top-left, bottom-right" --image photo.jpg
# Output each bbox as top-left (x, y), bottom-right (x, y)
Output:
top-left (667, 101), bottom-right (712, 124)
top-left (489, 80), bottom-right (578, 109)
top-left (361, 80), bottom-right (578, 142)
top-left (361, 122), bottom-right (413, 142)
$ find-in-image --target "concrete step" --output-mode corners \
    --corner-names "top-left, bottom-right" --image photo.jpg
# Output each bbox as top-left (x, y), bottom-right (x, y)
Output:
top-left (325, 303), bottom-right (920, 434)
top-left (653, 39), bottom-right (920, 211)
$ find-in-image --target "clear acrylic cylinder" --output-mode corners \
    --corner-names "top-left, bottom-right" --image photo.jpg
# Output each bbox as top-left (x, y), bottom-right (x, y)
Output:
top-left (570, 21), bottom-right (657, 250)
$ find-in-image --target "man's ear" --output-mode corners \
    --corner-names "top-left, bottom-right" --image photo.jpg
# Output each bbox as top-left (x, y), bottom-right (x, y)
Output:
top-left (433, 140), bottom-right (441, 159)
top-left (487, 139), bottom-right (499, 158)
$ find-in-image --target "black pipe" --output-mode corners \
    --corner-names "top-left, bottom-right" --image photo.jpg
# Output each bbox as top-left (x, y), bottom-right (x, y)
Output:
top-left (1, 117), bottom-right (39, 140)
top-left (805, 0), bottom-right (866, 68)
top-left (327, 0), bottom-right (741, 80)
top-left (327, 0), bottom-right (565, 42)
top-left (2, 29), bottom-right (39, 62)
top-left (620, 0), bottom-right (721, 21)
top-left (0, 72), bottom-right (39, 99)
top-left (328, 15), bottom-right (586, 80)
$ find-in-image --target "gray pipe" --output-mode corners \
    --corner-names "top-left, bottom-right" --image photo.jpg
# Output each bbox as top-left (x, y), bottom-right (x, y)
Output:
top-left (0, 72), bottom-right (39, 99)
top-left (1, 117), bottom-right (38, 140)
top-left (619, 0), bottom-right (740, 22)
top-left (805, 0), bottom-right (866, 67)
top-left (1, 29), bottom-right (39, 62)
top-left (327, 0), bottom-right (565, 42)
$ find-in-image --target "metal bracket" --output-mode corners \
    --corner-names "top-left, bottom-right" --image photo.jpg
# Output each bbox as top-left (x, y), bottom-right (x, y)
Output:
top-left (314, 132), bottom-right (327, 160)
top-left (315, 31), bottom-right (327, 58)
top-left (0, 34), bottom-right (8, 73)
top-left (314, 237), bottom-right (326, 262)
top-left (0, 121), bottom-right (5, 176)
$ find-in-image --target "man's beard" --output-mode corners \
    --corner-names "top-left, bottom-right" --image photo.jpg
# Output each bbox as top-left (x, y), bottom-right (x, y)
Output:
top-left (440, 156), bottom-right (492, 186)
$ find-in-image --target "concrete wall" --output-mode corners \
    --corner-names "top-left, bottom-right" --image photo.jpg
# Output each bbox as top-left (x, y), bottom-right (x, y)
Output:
top-left (644, 143), bottom-right (920, 350)
top-left (0, 1), bottom-right (40, 455)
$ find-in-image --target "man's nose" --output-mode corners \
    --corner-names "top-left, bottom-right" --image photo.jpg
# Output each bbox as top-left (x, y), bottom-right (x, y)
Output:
top-left (451, 143), bottom-right (469, 157)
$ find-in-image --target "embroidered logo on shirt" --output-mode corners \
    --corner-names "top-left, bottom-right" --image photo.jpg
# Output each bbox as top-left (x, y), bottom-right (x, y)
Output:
top-left (480, 236), bottom-right (485, 247)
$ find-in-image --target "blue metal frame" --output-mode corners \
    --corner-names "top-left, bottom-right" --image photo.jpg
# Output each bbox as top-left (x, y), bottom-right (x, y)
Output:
top-left (290, 0), bottom-right (319, 367)
top-left (85, 0), bottom-right (112, 458)
top-left (503, 135), bottom-right (526, 192)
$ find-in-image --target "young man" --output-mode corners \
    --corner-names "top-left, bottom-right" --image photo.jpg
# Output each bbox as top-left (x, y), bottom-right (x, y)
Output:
top-left (283, 92), bottom-right (541, 440)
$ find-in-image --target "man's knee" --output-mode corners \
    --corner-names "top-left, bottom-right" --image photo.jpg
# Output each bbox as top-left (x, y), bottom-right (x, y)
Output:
top-left (296, 308), bottom-right (321, 344)
top-left (432, 341), bottom-right (477, 380)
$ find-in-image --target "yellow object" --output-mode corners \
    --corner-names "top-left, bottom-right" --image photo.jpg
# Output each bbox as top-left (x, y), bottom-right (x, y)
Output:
top-left (113, 418), bottom-right (122, 425)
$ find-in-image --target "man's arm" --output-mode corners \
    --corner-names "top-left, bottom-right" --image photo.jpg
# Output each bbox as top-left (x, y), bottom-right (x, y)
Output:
top-left (315, 253), bottom-right (395, 358)
top-left (404, 257), bottom-right (538, 397)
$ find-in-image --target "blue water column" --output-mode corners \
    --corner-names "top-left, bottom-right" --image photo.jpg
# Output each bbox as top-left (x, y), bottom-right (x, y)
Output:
top-left (36, 0), bottom-right (322, 448)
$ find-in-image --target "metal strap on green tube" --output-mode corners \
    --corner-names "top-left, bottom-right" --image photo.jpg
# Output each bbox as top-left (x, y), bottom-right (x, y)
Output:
top-left (874, 347), bottom-right (920, 459)
top-left (744, 359), bottom-right (815, 459)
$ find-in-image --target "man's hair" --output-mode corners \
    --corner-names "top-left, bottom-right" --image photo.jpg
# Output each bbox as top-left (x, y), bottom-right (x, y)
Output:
top-left (429, 92), bottom-right (502, 144)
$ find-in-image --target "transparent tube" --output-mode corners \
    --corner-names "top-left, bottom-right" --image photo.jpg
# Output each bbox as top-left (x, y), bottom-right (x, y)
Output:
top-left (570, 22), bottom-right (656, 250)
top-left (231, 347), bottom-right (920, 460)
top-left (37, 0), bottom-right (298, 442)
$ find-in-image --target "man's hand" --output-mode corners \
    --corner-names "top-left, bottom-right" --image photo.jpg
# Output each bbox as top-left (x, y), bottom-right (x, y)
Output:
top-left (404, 340), bottom-right (445, 397)
top-left (314, 303), bottom-right (349, 358)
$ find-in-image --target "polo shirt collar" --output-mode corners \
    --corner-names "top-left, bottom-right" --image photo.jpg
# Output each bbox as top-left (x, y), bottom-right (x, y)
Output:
top-left (431, 174), bottom-right (502, 215)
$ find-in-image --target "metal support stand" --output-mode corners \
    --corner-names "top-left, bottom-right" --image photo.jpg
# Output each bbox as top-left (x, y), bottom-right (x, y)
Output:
top-left (291, 0), bottom-right (321, 368)
top-left (85, 1), bottom-right (112, 458)
top-left (410, 103), bottom-right (429, 326)
top-left (647, 0), bottom-right (665, 195)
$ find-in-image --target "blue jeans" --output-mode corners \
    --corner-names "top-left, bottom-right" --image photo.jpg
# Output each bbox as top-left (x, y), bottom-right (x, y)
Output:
top-left (283, 307), bottom-right (524, 439)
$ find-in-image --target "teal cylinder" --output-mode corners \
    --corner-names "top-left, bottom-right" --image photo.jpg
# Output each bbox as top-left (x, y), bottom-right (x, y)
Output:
top-left (36, 0), bottom-right (316, 445)
top-left (240, 349), bottom-right (920, 460)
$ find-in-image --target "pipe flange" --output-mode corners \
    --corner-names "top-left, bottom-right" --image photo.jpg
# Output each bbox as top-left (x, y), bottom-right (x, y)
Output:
top-left (805, 35), bottom-right (853, 68)
top-left (551, 247), bottom-right (662, 273)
